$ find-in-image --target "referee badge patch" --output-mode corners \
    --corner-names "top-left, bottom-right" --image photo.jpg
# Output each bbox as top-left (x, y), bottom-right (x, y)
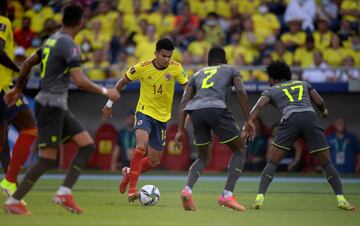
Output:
top-left (0, 23), bottom-right (6, 31)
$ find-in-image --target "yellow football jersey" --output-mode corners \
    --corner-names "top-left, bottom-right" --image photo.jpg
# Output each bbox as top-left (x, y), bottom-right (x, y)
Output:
top-left (126, 60), bottom-right (188, 122)
top-left (0, 16), bottom-right (15, 91)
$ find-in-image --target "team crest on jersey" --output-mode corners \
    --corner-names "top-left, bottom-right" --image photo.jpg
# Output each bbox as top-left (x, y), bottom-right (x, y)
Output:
top-left (0, 23), bottom-right (6, 31)
top-left (137, 120), bottom-right (143, 126)
top-left (164, 72), bottom-right (172, 81)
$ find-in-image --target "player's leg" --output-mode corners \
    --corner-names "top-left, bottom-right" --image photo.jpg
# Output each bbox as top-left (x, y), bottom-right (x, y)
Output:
top-left (303, 111), bottom-right (356, 211)
top-left (0, 122), bottom-right (10, 173)
top-left (4, 102), bottom-right (62, 215)
top-left (181, 109), bottom-right (211, 210)
top-left (1, 107), bottom-right (37, 196)
top-left (53, 111), bottom-right (95, 214)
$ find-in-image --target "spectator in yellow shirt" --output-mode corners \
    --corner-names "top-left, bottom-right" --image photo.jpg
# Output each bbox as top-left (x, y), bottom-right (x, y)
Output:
top-left (84, 49), bottom-right (110, 81)
top-left (147, 1), bottom-right (175, 37)
top-left (92, 1), bottom-right (118, 42)
top-left (323, 34), bottom-right (347, 67)
top-left (123, 0), bottom-right (149, 34)
top-left (250, 53), bottom-right (272, 82)
top-left (240, 17), bottom-right (263, 58)
top-left (281, 18), bottom-right (306, 51)
top-left (88, 19), bottom-right (110, 55)
top-left (338, 20), bottom-right (356, 49)
top-left (294, 34), bottom-right (316, 68)
top-left (135, 24), bottom-right (157, 62)
top-left (24, 1), bottom-right (54, 33)
top-left (203, 12), bottom-right (225, 46)
top-left (340, 0), bottom-right (360, 25)
top-left (236, 0), bottom-right (260, 17)
top-left (271, 41), bottom-right (294, 66)
top-left (187, 29), bottom-right (211, 64)
top-left (215, 0), bottom-right (234, 19)
top-left (313, 16), bottom-right (333, 51)
top-left (189, 0), bottom-right (216, 19)
top-left (224, 32), bottom-right (255, 65)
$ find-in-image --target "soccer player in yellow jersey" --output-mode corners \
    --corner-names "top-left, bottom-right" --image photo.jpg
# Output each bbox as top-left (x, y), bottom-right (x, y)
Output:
top-left (0, 0), bottom-right (38, 198)
top-left (102, 38), bottom-right (188, 202)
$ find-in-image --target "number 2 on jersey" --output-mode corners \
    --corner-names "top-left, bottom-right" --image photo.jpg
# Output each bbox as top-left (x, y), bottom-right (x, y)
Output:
top-left (282, 85), bottom-right (303, 102)
top-left (40, 47), bottom-right (51, 79)
top-left (201, 68), bottom-right (217, 89)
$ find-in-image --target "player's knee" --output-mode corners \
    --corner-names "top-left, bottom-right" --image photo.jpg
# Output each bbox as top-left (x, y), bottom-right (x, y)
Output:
top-left (136, 143), bottom-right (147, 151)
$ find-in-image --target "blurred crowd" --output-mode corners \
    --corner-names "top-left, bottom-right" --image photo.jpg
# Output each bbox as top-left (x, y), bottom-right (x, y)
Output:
top-left (9, 0), bottom-right (360, 82)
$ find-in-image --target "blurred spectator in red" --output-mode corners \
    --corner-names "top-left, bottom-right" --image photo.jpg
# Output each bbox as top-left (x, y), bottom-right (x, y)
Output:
top-left (313, 15), bottom-right (333, 51)
top-left (302, 51), bottom-right (334, 82)
top-left (245, 118), bottom-right (268, 171)
top-left (14, 16), bottom-right (35, 49)
top-left (335, 56), bottom-right (360, 82)
top-left (203, 12), bottom-right (225, 46)
top-left (173, 3), bottom-right (200, 48)
top-left (327, 118), bottom-right (360, 174)
top-left (281, 18), bottom-right (306, 51)
top-left (284, 0), bottom-right (317, 31)
top-left (271, 41), bottom-right (294, 66)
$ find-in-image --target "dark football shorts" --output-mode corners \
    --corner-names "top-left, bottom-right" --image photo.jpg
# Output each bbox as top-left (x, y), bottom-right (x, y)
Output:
top-left (134, 111), bottom-right (167, 151)
top-left (0, 88), bottom-right (30, 126)
top-left (188, 108), bottom-right (240, 146)
top-left (272, 111), bottom-right (329, 154)
top-left (35, 101), bottom-right (84, 149)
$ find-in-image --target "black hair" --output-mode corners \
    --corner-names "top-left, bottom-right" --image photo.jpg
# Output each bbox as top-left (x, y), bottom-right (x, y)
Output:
top-left (208, 46), bottom-right (226, 66)
top-left (62, 3), bottom-right (84, 27)
top-left (156, 37), bottom-right (174, 51)
top-left (266, 60), bottom-right (292, 81)
top-left (0, 0), bottom-right (7, 16)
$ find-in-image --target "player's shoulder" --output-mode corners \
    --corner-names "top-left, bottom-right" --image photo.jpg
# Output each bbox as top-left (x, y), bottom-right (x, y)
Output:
top-left (139, 60), bottom-right (152, 67)
top-left (169, 60), bottom-right (182, 68)
top-left (0, 16), bottom-right (11, 33)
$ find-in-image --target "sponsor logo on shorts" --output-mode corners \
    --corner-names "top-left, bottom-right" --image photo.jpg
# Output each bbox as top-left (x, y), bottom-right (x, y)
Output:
top-left (137, 120), bottom-right (143, 126)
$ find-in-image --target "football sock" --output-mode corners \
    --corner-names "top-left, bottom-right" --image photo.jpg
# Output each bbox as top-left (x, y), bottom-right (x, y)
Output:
top-left (56, 186), bottom-right (72, 195)
top-left (222, 190), bottom-right (233, 197)
top-left (6, 132), bottom-right (36, 183)
top-left (141, 157), bottom-right (157, 173)
top-left (62, 144), bottom-right (95, 189)
top-left (0, 143), bottom-right (10, 173)
top-left (258, 161), bottom-right (278, 194)
top-left (129, 147), bottom-right (145, 190)
top-left (322, 161), bottom-right (344, 195)
top-left (224, 151), bottom-right (245, 192)
top-left (13, 157), bottom-right (57, 200)
top-left (186, 158), bottom-right (206, 189)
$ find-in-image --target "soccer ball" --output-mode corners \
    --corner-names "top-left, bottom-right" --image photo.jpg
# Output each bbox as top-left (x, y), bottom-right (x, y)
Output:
top-left (139, 185), bottom-right (160, 206)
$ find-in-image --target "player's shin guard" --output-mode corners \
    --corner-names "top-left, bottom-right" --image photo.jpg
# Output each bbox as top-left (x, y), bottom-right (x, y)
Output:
top-left (258, 161), bottom-right (278, 195)
top-left (224, 151), bottom-right (245, 192)
top-left (129, 148), bottom-right (146, 190)
top-left (322, 161), bottom-right (344, 195)
top-left (62, 144), bottom-right (95, 189)
top-left (13, 157), bottom-right (57, 200)
top-left (6, 130), bottom-right (37, 183)
top-left (141, 157), bottom-right (158, 173)
top-left (186, 158), bottom-right (206, 189)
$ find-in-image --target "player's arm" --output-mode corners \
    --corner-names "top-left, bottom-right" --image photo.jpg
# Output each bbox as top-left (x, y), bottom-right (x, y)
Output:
top-left (0, 39), bottom-right (19, 72)
top-left (309, 89), bottom-right (328, 117)
top-left (175, 84), bottom-right (195, 147)
top-left (234, 76), bottom-right (256, 139)
top-left (4, 51), bottom-right (41, 106)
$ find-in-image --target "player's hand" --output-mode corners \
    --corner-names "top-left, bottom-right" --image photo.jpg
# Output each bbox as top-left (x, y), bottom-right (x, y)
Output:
top-left (243, 120), bottom-right (256, 141)
top-left (102, 106), bottom-right (112, 121)
top-left (106, 88), bottom-right (120, 102)
top-left (322, 108), bottom-right (329, 118)
top-left (174, 130), bottom-right (184, 151)
top-left (4, 88), bottom-right (21, 107)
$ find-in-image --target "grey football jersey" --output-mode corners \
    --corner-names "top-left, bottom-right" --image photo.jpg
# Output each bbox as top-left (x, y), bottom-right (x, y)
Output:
top-left (261, 80), bottom-right (315, 120)
top-left (185, 64), bottom-right (241, 111)
top-left (35, 31), bottom-right (81, 110)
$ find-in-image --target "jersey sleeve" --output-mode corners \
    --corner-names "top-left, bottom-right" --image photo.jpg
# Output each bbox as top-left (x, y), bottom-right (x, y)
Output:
top-left (125, 63), bottom-right (143, 81)
top-left (175, 64), bottom-right (188, 85)
top-left (302, 81), bottom-right (314, 91)
top-left (61, 38), bottom-right (82, 70)
top-left (231, 67), bottom-right (242, 78)
top-left (188, 73), bottom-right (197, 88)
top-left (261, 88), bottom-right (272, 99)
top-left (0, 18), bottom-right (10, 44)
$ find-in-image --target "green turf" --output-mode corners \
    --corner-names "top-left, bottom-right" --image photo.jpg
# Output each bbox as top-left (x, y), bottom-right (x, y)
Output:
top-left (1, 177), bottom-right (359, 226)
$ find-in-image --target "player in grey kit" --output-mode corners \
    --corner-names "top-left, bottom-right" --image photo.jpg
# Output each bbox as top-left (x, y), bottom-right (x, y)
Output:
top-left (249, 60), bottom-right (355, 211)
top-left (3, 4), bottom-right (119, 215)
top-left (175, 47), bottom-right (255, 211)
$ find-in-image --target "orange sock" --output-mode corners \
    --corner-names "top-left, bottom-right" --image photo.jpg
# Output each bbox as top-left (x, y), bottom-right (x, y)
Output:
top-left (141, 157), bottom-right (157, 173)
top-left (128, 147), bottom-right (145, 191)
top-left (6, 131), bottom-right (36, 183)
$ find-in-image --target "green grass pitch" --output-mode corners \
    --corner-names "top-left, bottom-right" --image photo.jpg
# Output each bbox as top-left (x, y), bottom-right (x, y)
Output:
top-left (1, 175), bottom-right (359, 226)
